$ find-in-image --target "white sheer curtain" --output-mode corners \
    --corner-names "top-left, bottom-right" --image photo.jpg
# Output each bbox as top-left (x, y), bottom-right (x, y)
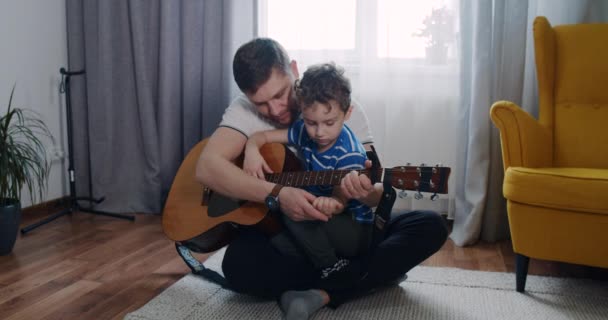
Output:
top-left (259, 0), bottom-right (460, 215)
top-left (257, 0), bottom-right (608, 246)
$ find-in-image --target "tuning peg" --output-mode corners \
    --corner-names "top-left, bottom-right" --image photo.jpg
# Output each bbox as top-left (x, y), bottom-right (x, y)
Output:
top-left (397, 178), bottom-right (404, 187)
top-left (431, 193), bottom-right (439, 201)
top-left (414, 192), bottom-right (423, 200)
top-left (398, 190), bottom-right (407, 198)
top-left (433, 164), bottom-right (442, 174)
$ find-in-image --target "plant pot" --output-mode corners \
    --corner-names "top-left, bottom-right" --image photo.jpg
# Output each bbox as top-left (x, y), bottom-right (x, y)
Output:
top-left (0, 199), bottom-right (21, 255)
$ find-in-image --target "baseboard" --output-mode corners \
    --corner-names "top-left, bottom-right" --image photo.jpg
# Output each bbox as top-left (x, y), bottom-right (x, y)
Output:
top-left (21, 196), bottom-right (69, 216)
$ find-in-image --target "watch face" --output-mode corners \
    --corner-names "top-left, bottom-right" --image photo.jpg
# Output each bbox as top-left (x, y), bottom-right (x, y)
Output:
top-left (265, 196), bottom-right (278, 211)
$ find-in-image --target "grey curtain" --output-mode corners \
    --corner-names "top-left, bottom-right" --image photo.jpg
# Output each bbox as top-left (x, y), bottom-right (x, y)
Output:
top-left (451, 0), bottom-right (608, 246)
top-left (65, 0), bottom-right (256, 213)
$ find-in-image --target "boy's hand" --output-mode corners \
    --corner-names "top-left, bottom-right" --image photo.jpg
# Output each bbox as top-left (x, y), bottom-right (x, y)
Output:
top-left (243, 144), bottom-right (273, 180)
top-left (340, 163), bottom-right (375, 201)
top-left (312, 196), bottom-right (345, 216)
top-left (281, 188), bottom-right (329, 222)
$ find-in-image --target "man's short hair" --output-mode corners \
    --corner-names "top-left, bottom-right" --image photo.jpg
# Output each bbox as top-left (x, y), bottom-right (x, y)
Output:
top-left (296, 63), bottom-right (351, 112)
top-left (233, 38), bottom-right (291, 94)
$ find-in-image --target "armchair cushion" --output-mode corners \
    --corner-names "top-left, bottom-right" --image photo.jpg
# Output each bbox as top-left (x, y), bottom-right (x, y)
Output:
top-left (504, 167), bottom-right (608, 215)
top-left (554, 102), bottom-right (608, 168)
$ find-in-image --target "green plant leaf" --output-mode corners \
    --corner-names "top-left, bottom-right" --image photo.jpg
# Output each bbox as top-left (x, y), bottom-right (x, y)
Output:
top-left (0, 86), bottom-right (53, 205)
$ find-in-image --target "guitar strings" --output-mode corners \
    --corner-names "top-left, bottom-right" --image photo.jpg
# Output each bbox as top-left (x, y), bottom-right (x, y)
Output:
top-left (265, 176), bottom-right (443, 187)
top-left (264, 168), bottom-right (448, 177)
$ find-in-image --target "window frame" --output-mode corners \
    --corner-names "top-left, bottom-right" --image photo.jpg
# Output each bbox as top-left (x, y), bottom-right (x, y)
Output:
top-left (257, 0), bottom-right (460, 73)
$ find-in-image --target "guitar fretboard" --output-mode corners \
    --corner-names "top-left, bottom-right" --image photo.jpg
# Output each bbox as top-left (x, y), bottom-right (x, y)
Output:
top-left (263, 166), bottom-right (451, 194)
top-left (265, 169), bottom-right (379, 187)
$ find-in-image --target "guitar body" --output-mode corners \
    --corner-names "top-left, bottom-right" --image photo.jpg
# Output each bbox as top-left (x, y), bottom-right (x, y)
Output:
top-left (162, 138), bottom-right (301, 251)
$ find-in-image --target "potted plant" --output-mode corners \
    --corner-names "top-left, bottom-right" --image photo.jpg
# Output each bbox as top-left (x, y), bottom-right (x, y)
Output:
top-left (413, 5), bottom-right (456, 65)
top-left (0, 86), bottom-right (52, 255)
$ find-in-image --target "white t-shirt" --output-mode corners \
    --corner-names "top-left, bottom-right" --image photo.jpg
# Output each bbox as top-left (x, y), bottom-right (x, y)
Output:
top-left (219, 94), bottom-right (374, 145)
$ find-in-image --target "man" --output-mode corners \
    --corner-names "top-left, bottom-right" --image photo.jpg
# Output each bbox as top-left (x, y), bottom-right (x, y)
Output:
top-left (196, 38), bottom-right (448, 317)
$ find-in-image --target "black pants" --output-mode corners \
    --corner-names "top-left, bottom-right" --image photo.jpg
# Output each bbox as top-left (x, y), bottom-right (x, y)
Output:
top-left (221, 210), bottom-right (448, 307)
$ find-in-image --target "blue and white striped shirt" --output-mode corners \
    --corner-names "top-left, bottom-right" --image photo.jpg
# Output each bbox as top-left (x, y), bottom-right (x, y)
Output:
top-left (288, 119), bottom-right (374, 223)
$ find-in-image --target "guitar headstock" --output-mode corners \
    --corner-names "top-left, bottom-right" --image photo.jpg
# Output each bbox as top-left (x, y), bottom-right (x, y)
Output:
top-left (385, 165), bottom-right (451, 195)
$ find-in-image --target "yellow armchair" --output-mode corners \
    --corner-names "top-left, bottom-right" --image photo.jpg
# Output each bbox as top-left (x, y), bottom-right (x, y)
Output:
top-left (490, 16), bottom-right (608, 292)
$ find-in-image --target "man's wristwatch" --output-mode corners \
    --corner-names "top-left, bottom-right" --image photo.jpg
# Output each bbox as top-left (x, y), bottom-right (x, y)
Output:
top-left (265, 184), bottom-right (283, 212)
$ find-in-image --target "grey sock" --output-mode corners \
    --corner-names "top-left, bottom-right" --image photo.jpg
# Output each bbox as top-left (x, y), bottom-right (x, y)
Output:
top-left (279, 290), bottom-right (325, 320)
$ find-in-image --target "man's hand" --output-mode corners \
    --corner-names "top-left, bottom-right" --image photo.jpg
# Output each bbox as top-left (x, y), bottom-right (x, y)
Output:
top-left (340, 160), bottom-right (375, 201)
top-left (279, 187), bottom-right (329, 222)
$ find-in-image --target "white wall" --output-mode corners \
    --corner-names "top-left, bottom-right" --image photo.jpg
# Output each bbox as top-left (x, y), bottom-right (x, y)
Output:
top-left (0, 0), bottom-right (68, 207)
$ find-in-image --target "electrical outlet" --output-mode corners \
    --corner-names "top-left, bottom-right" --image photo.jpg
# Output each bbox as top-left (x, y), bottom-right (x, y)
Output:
top-left (48, 147), bottom-right (65, 161)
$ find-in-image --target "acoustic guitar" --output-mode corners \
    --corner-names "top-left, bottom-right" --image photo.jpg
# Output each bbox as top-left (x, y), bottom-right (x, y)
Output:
top-left (162, 138), bottom-right (451, 253)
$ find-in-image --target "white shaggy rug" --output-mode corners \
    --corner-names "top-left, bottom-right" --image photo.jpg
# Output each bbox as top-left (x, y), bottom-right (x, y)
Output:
top-left (125, 249), bottom-right (608, 320)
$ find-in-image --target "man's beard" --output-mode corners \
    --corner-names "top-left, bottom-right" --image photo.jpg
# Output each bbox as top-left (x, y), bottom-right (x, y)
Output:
top-left (272, 106), bottom-right (300, 128)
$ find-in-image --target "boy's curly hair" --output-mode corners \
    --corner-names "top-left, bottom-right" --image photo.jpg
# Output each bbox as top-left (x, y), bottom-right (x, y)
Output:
top-left (295, 63), bottom-right (351, 112)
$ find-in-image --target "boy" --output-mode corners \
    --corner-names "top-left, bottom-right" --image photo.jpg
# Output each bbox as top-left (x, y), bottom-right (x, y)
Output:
top-left (244, 63), bottom-right (373, 287)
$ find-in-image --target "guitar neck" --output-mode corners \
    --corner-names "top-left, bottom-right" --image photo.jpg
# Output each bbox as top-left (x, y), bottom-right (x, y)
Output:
top-left (265, 169), bottom-right (377, 187)
top-left (264, 165), bottom-right (451, 194)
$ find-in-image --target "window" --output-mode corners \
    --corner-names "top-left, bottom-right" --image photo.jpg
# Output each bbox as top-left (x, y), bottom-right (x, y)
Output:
top-left (260, 0), bottom-right (357, 51)
top-left (259, 0), bottom-right (459, 65)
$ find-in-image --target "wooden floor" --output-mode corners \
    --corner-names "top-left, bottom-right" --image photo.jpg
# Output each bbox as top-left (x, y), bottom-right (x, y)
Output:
top-left (1, 211), bottom-right (606, 320)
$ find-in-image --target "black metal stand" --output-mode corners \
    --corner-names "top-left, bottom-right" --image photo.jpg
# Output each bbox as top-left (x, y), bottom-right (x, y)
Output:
top-left (21, 68), bottom-right (134, 235)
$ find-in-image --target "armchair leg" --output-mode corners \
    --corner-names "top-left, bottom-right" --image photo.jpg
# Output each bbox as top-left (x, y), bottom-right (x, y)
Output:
top-left (515, 253), bottom-right (530, 292)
